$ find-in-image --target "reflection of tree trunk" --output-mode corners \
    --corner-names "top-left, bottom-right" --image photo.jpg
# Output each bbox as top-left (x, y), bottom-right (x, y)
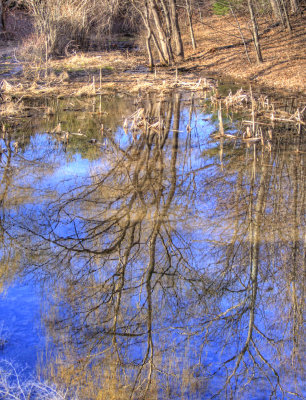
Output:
top-left (0, 135), bottom-right (13, 240)
top-left (143, 93), bottom-right (181, 394)
top-left (226, 151), bottom-right (271, 384)
top-left (225, 169), bottom-right (243, 270)
top-left (290, 151), bottom-right (303, 367)
top-left (248, 156), bottom-right (270, 338)
top-left (112, 226), bottom-right (136, 352)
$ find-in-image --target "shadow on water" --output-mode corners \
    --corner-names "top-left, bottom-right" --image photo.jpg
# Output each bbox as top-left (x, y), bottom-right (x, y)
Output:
top-left (0, 90), bottom-right (304, 399)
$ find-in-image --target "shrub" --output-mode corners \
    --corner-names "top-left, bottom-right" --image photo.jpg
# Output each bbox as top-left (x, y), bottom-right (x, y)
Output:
top-left (0, 360), bottom-right (78, 399)
top-left (19, 0), bottom-right (139, 60)
top-left (212, 0), bottom-right (230, 15)
top-left (21, 0), bottom-right (90, 58)
top-left (17, 32), bottom-right (47, 62)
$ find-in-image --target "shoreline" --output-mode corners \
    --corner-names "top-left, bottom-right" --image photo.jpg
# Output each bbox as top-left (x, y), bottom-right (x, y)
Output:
top-left (0, 8), bottom-right (305, 97)
top-left (0, 50), bottom-right (305, 100)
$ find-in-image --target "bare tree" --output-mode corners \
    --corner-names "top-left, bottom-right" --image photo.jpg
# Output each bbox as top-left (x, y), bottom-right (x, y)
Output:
top-left (132, 0), bottom-right (184, 65)
top-left (0, 1), bottom-right (4, 31)
top-left (248, 0), bottom-right (263, 63)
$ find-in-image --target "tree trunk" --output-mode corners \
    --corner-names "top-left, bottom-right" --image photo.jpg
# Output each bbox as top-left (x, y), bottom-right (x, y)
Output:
top-left (279, 0), bottom-right (292, 32)
top-left (160, 0), bottom-right (174, 62)
top-left (151, 29), bottom-right (168, 64)
top-left (0, 1), bottom-right (4, 32)
top-left (290, 0), bottom-right (299, 13)
top-left (248, 0), bottom-right (263, 63)
top-left (149, 0), bottom-right (172, 64)
top-left (230, 4), bottom-right (251, 63)
top-left (169, 0), bottom-right (184, 60)
top-left (132, 0), bottom-right (166, 66)
top-left (270, 0), bottom-right (283, 23)
top-left (146, 27), bottom-right (154, 68)
top-left (186, 0), bottom-right (196, 50)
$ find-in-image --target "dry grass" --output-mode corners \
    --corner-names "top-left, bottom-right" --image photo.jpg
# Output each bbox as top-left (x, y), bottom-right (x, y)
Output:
top-left (0, 97), bottom-right (25, 117)
top-left (49, 52), bottom-right (134, 71)
top-left (1, 49), bottom-right (217, 101)
top-left (0, 361), bottom-right (76, 400)
top-left (1, 11), bottom-right (304, 106)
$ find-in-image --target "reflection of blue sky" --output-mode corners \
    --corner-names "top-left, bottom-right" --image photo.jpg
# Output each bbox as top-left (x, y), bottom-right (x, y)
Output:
top-left (0, 105), bottom-right (222, 375)
top-left (50, 153), bottom-right (93, 194)
top-left (14, 133), bottom-right (104, 195)
top-left (0, 279), bottom-right (43, 374)
top-left (0, 98), bottom-right (302, 398)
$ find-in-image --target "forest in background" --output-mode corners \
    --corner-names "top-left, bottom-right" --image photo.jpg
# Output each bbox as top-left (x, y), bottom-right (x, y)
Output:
top-left (0, 0), bottom-right (304, 64)
top-left (0, 0), bottom-right (305, 92)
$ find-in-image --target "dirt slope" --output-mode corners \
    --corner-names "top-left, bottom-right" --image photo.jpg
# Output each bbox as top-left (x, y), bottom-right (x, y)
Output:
top-left (179, 12), bottom-right (306, 94)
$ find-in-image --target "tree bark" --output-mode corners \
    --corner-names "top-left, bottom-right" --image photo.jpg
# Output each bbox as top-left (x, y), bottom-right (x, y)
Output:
top-left (186, 0), bottom-right (196, 50)
top-left (149, 0), bottom-right (172, 64)
top-left (0, 1), bottom-right (4, 31)
top-left (248, 0), bottom-right (263, 63)
top-left (169, 0), bottom-right (184, 60)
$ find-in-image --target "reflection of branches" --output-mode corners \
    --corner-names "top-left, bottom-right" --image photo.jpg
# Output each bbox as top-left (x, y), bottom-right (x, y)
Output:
top-left (20, 92), bottom-right (190, 398)
top-left (203, 138), bottom-right (305, 398)
top-left (10, 94), bottom-right (305, 399)
top-left (220, 155), bottom-right (272, 391)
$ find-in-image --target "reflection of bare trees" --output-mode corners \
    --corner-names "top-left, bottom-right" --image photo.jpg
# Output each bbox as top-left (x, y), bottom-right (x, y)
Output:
top-left (11, 94), bottom-right (305, 399)
top-left (0, 125), bottom-right (69, 289)
top-left (199, 132), bottom-right (305, 397)
top-left (0, 128), bottom-right (25, 287)
top-left (24, 92), bottom-right (190, 398)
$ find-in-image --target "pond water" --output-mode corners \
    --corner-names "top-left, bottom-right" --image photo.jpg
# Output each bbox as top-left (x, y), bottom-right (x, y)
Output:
top-left (0, 90), bottom-right (304, 399)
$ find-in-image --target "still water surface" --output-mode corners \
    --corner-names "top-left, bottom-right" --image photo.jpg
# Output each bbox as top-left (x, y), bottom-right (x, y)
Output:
top-left (0, 91), bottom-right (304, 399)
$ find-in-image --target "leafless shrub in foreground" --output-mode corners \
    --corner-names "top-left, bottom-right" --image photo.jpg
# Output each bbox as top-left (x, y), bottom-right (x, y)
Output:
top-left (0, 360), bottom-right (77, 400)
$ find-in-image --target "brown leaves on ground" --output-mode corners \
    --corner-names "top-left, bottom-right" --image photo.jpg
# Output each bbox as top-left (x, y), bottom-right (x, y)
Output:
top-left (180, 12), bottom-right (306, 94)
